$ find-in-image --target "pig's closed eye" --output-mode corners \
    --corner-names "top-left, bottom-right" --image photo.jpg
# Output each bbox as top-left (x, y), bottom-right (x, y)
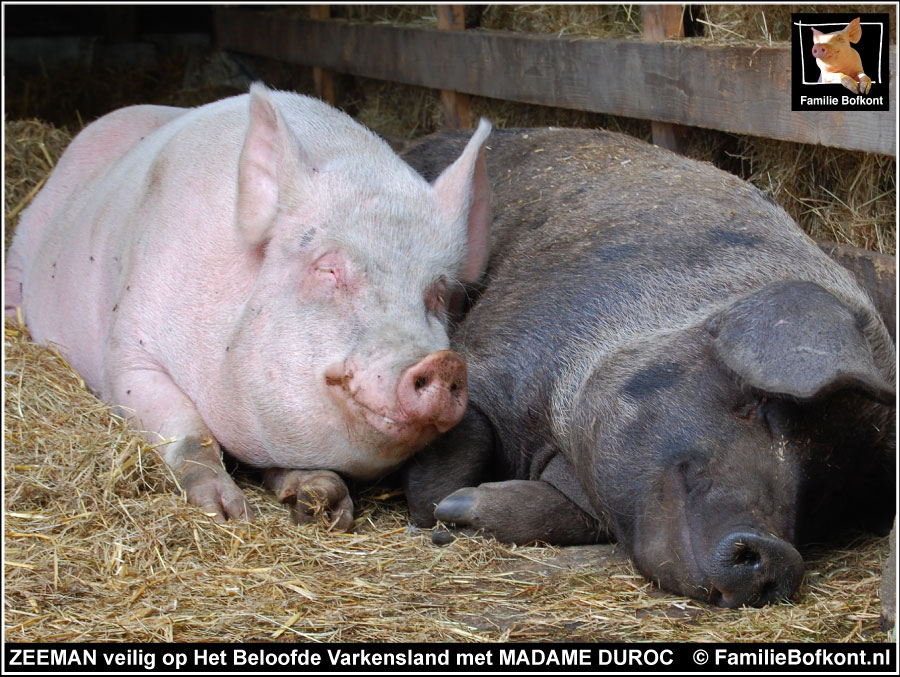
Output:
top-left (307, 252), bottom-right (351, 294)
top-left (677, 458), bottom-right (711, 496)
top-left (425, 278), bottom-right (448, 317)
top-left (316, 265), bottom-right (336, 277)
top-left (315, 266), bottom-right (340, 286)
top-left (733, 401), bottom-right (761, 422)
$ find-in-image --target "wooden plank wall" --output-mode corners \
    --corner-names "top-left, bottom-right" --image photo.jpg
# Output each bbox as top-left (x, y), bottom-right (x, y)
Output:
top-left (214, 7), bottom-right (896, 155)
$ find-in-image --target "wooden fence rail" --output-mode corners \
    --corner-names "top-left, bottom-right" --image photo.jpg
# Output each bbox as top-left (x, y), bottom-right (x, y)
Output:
top-left (214, 8), bottom-right (895, 156)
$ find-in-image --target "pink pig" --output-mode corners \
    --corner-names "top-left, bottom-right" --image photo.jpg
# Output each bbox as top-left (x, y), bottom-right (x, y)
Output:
top-left (5, 83), bottom-right (492, 528)
top-left (811, 17), bottom-right (872, 95)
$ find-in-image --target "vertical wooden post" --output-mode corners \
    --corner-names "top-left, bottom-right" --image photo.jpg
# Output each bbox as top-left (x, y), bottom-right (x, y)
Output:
top-left (309, 5), bottom-right (336, 105)
top-left (642, 5), bottom-right (687, 152)
top-left (436, 5), bottom-right (471, 129)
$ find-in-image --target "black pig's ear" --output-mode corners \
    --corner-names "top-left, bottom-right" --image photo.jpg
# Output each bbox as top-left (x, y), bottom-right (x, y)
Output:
top-left (706, 280), bottom-right (894, 404)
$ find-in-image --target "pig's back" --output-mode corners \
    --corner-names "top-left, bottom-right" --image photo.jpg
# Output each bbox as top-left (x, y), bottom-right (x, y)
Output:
top-left (445, 129), bottom-right (888, 463)
top-left (5, 102), bottom-right (221, 388)
top-left (479, 129), bottom-right (876, 353)
top-left (5, 105), bottom-right (188, 315)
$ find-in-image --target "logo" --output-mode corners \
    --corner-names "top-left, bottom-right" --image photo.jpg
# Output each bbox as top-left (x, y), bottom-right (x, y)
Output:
top-left (792, 12), bottom-right (889, 111)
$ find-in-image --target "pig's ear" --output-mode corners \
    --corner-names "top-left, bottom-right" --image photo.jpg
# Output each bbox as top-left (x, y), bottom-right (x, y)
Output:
top-left (237, 83), bottom-right (303, 249)
top-left (846, 17), bottom-right (862, 43)
top-left (811, 27), bottom-right (824, 41)
top-left (706, 280), bottom-right (894, 404)
top-left (432, 119), bottom-right (492, 285)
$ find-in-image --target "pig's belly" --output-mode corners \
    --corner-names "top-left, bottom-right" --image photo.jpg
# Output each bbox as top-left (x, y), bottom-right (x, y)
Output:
top-left (22, 222), bottom-right (117, 395)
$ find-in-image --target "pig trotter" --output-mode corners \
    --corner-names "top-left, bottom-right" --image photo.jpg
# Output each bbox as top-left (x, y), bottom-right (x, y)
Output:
top-left (403, 405), bottom-right (496, 528)
top-left (263, 468), bottom-right (354, 531)
top-left (858, 73), bottom-right (872, 95)
top-left (431, 525), bottom-right (457, 545)
top-left (433, 480), bottom-right (609, 546)
top-left (839, 74), bottom-right (858, 93)
top-left (178, 437), bottom-right (255, 523)
top-left (434, 487), bottom-right (478, 523)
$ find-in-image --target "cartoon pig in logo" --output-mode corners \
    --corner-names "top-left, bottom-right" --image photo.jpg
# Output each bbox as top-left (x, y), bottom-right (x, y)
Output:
top-left (811, 17), bottom-right (872, 94)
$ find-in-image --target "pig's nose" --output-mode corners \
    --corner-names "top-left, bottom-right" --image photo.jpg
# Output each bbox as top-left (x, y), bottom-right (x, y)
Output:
top-left (707, 532), bottom-right (803, 608)
top-left (812, 44), bottom-right (826, 58)
top-left (397, 350), bottom-right (468, 432)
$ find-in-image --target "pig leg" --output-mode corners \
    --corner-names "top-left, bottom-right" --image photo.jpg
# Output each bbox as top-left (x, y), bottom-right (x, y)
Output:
top-left (434, 480), bottom-right (609, 546)
top-left (262, 468), bottom-right (354, 531)
top-left (402, 405), bottom-right (496, 528)
top-left (178, 437), bottom-right (255, 523)
top-left (838, 73), bottom-right (862, 93)
top-left (858, 73), bottom-right (872, 94)
top-left (110, 368), bottom-right (253, 522)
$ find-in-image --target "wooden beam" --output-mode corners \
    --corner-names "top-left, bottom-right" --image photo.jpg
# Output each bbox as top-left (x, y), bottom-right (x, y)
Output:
top-left (215, 9), bottom-right (896, 155)
top-left (642, 5), bottom-right (689, 152)
top-left (436, 5), bottom-right (470, 129)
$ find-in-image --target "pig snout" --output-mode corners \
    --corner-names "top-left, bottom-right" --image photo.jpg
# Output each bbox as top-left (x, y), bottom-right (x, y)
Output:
top-left (325, 350), bottom-right (467, 454)
top-left (397, 350), bottom-right (468, 433)
top-left (811, 43), bottom-right (828, 59)
top-left (707, 531), bottom-right (804, 608)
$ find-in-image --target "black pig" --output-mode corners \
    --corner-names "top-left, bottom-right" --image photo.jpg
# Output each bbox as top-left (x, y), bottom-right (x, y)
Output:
top-left (401, 128), bottom-right (896, 608)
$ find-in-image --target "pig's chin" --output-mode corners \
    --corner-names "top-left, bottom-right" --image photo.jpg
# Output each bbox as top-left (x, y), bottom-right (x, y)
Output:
top-left (334, 392), bottom-right (442, 460)
top-left (630, 501), bottom-right (711, 605)
top-left (629, 471), bottom-right (734, 605)
top-left (635, 535), bottom-right (723, 608)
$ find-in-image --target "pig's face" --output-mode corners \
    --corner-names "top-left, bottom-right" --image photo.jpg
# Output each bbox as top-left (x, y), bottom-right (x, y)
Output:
top-left (207, 87), bottom-right (490, 478)
top-left (575, 282), bottom-right (894, 608)
top-left (223, 177), bottom-right (472, 477)
top-left (574, 335), bottom-right (801, 607)
top-left (811, 18), bottom-right (863, 71)
top-left (619, 353), bottom-right (803, 608)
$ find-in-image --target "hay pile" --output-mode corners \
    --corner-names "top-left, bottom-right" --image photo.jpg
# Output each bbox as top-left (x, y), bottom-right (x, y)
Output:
top-left (327, 4), bottom-right (896, 45)
top-left (4, 52), bottom-right (196, 131)
top-left (701, 4), bottom-right (896, 45)
top-left (2, 119), bottom-right (893, 642)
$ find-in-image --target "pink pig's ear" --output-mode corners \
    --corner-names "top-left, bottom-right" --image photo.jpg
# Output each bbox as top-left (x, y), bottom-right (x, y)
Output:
top-left (431, 118), bottom-right (492, 285)
top-left (237, 83), bottom-right (303, 249)
top-left (846, 17), bottom-right (862, 43)
top-left (811, 27), bottom-right (824, 41)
